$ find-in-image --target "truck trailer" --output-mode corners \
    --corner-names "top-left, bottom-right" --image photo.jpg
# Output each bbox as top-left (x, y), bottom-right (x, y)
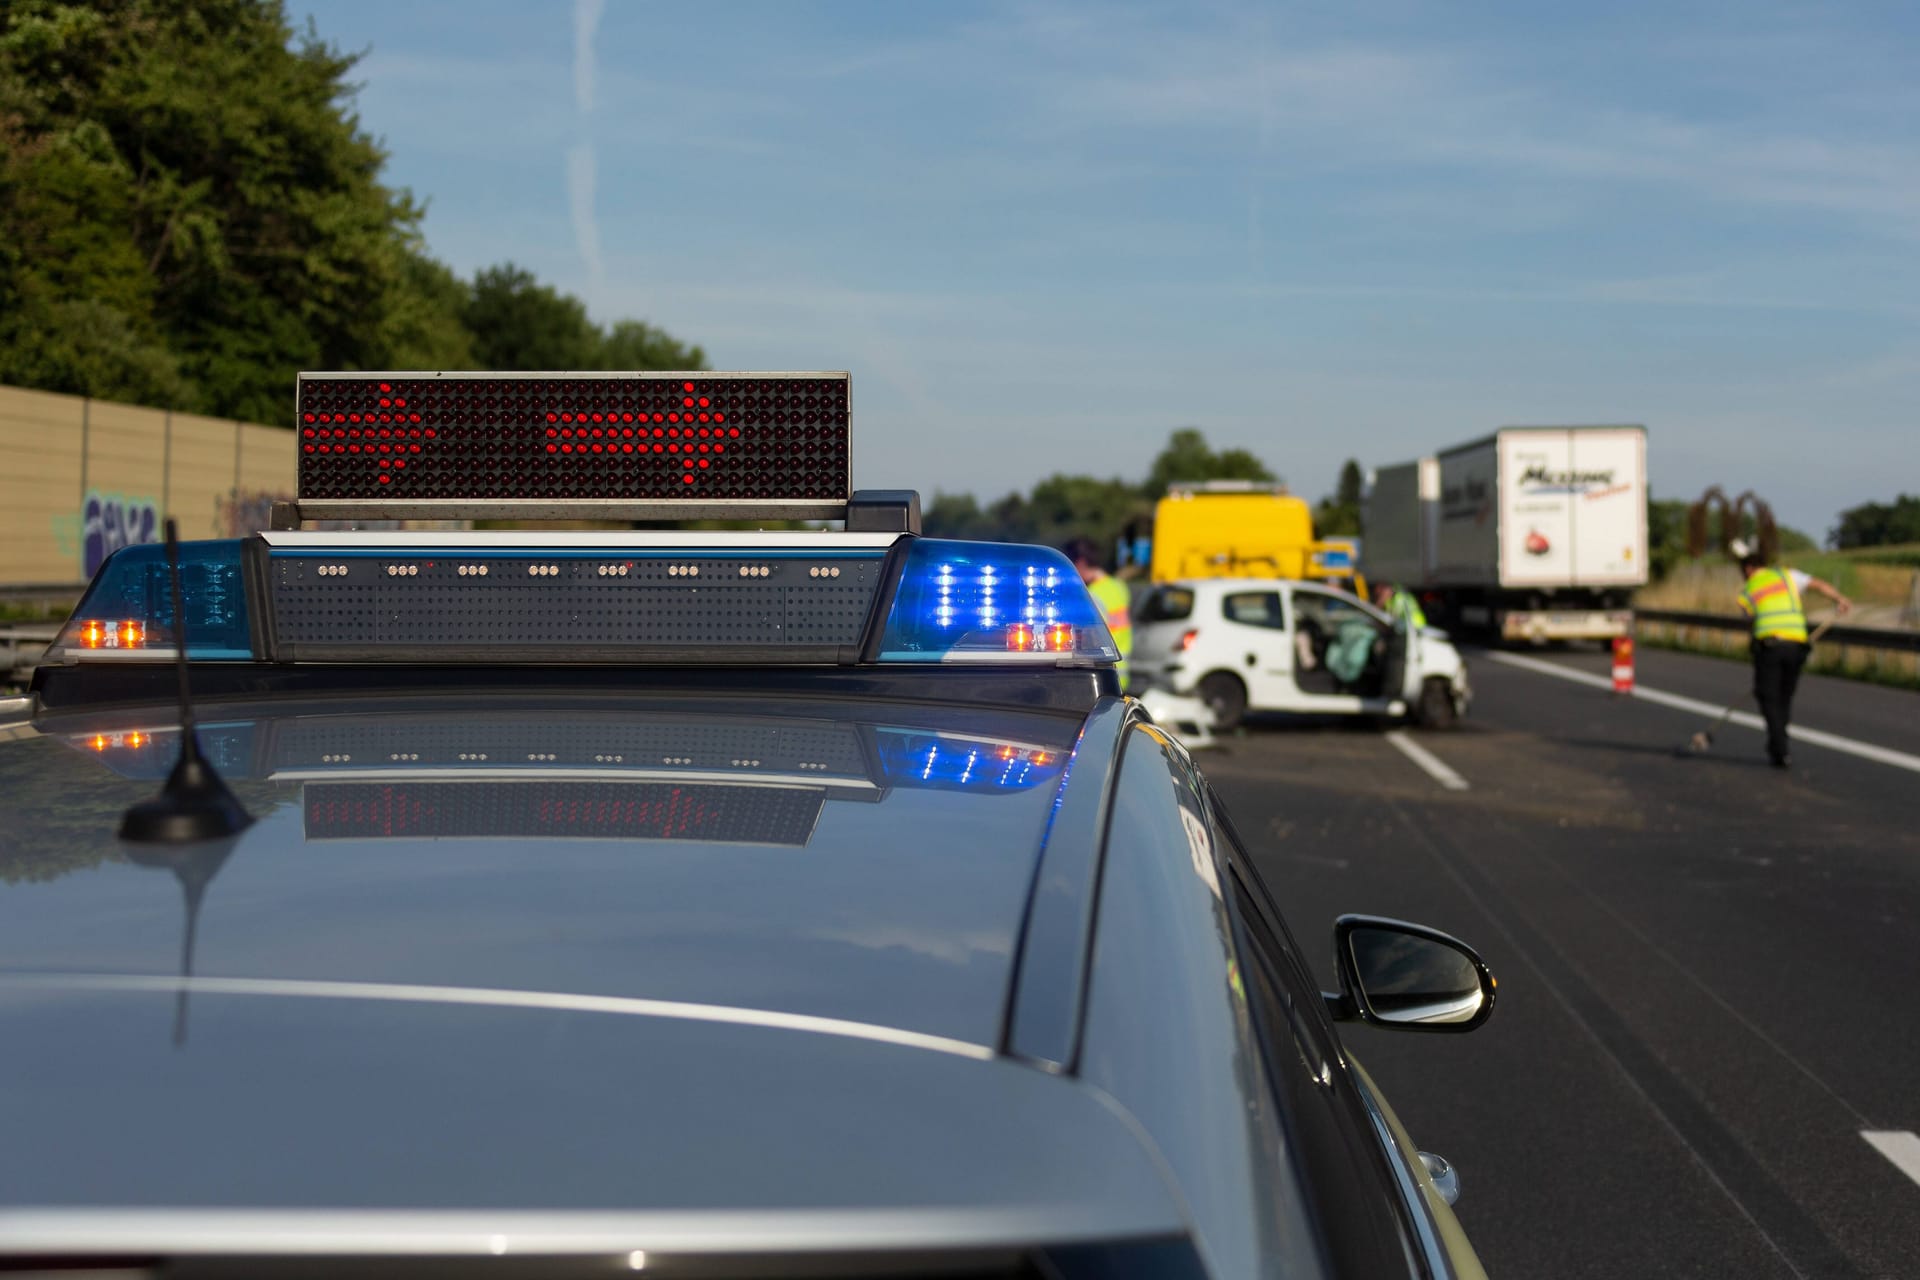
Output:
top-left (1365, 426), bottom-right (1647, 642)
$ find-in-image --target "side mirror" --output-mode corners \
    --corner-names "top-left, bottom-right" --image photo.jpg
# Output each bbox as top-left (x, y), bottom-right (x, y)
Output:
top-left (1325, 914), bottom-right (1496, 1033)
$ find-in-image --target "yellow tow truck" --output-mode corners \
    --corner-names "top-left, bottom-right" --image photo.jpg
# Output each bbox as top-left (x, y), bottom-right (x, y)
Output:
top-left (1133, 482), bottom-right (1366, 596)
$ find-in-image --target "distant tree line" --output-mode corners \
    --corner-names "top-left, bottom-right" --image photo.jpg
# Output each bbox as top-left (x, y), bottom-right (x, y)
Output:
top-left (0, 1), bottom-right (703, 426)
top-left (1830, 495), bottom-right (1920, 551)
top-left (925, 427), bottom-right (1365, 567)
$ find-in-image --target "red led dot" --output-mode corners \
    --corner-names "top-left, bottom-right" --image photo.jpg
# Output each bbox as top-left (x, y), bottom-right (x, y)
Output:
top-left (561, 412), bottom-right (574, 423)
top-left (379, 428), bottom-right (391, 438)
top-left (378, 382), bottom-right (391, 392)
top-left (303, 413), bottom-right (316, 423)
top-left (591, 413), bottom-right (604, 424)
top-left (621, 428), bottom-right (634, 438)
top-left (622, 443), bottom-right (634, 453)
top-left (714, 444), bottom-right (725, 454)
top-left (668, 444), bottom-right (679, 453)
top-left (394, 398), bottom-right (407, 409)
top-left (683, 459), bottom-right (693, 469)
top-left (380, 444), bottom-right (392, 454)
top-left (348, 445), bottom-right (362, 454)
top-left (410, 413), bottom-right (422, 424)
top-left (592, 428), bottom-right (604, 438)
top-left (699, 443), bottom-right (710, 453)
top-left (683, 381), bottom-right (694, 392)
top-left (652, 413), bottom-right (664, 423)
top-left (561, 445), bottom-right (573, 454)
top-left (698, 397), bottom-right (710, 408)
top-left (728, 427), bottom-right (740, 438)
top-left (546, 413), bottom-right (558, 423)
top-left (621, 412), bottom-right (634, 423)
top-left (546, 428), bottom-right (557, 438)
top-left (715, 413), bottom-right (727, 424)
top-left (303, 428), bottom-right (315, 439)
top-left (378, 460), bottom-right (391, 468)
top-left (592, 444), bottom-right (603, 453)
top-left (682, 474), bottom-right (695, 484)
top-left (682, 397), bottom-right (693, 408)
top-left (378, 474), bottom-right (391, 484)
top-left (547, 444), bottom-right (557, 453)
top-left (652, 428), bottom-right (663, 438)
top-left (303, 444), bottom-right (315, 453)
top-left (425, 429), bottom-right (438, 438)
top-left (394, 460), bottom-right (406, 469)
top-left (698, 414), bottom-right (711, 424)
top-left (410, 444), bottom-right (420, 453)
top-left (379, 398), bottom-right (391, 408)
top-left (349, 413), bottom-right (363, 424)
top-left (668, 413), bottom-right (680, 423)
top-left (698, 459), bottom-right (709, 469)
top-left (652, 444), bottom-right (663, 453)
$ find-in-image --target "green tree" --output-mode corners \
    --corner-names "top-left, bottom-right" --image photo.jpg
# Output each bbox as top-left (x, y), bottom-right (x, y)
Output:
top-left (598, 318), bottom-right (707, 371)
top-left (1313, 458), bottom-right (1365, 537)
top-left (0, 3), bottom-right (706, 420)
top-left (1142, 427), bottom-right (1275, 497)
top-left (464, 264), bottom-right (602, 371)
top-left (1831, 495), bottom-right (1920, 550)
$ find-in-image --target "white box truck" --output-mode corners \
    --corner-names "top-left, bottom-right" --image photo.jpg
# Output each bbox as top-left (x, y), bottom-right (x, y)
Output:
top-left (1365, 426), bottom-right (1647, 642)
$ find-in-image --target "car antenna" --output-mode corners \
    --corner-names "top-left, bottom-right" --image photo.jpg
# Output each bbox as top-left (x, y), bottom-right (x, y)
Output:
top-left (118, 518), bottom-right (254, 844)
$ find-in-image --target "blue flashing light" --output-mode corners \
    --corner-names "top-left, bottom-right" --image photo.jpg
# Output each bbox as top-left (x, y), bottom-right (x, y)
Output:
top-left (877, 540), bottom-right (1119, 665)
top-left (874, 729), bottom-right (1066, 793)
top-left (53, 540), bottom-right (252, 661)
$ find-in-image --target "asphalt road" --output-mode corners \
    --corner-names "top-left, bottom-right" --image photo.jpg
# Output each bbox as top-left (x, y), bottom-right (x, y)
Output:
top-left (1204, 646), bottom-right (1920, 1280)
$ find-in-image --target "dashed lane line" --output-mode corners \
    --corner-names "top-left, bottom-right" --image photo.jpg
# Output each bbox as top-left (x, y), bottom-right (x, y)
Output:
top-left (1484, 651), bottom-right (1920, 777)
top-left (1384, 730), bottom-right (1470, 791)
top-left (1863, 1131), bottom-right (1920, 1190)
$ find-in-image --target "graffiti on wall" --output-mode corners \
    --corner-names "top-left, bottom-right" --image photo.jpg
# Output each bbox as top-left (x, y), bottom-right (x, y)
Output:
top-left (217, 488), bottom-right (293, 537)
top-left (83, 491), bottom-right (159, 576)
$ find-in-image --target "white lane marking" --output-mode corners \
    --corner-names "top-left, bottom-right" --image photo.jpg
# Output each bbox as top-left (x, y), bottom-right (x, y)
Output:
top-left (0, 973), bottom-right (992, 1061)
top-left (1864, 1131), bottom-right (1920, 1188)
top-left (1384, 730), bottom-right (1470, 791)
top-left (1484, 651), bottom-right (1920, 776)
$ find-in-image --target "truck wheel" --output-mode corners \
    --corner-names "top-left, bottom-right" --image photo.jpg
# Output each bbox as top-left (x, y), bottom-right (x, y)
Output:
top-left (1198, 673), bottom-right (1248, 732)
top-left (1417, 677), bottom-right (1457, 730)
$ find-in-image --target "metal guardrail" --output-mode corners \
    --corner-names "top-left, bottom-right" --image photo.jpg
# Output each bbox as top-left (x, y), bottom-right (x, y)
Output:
top-left (2, 625), bottom-right (59, 687)
top-left (1634, 608), bottom-right (1920, 654)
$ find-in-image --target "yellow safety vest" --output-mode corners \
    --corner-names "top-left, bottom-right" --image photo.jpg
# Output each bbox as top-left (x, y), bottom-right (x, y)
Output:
top-left (1739, 568), bottom-right (1807, 643)
top-left (1388, 589), bottom-right (1428, 630)
top-left (1088, 574), bottom-right (1132, 678)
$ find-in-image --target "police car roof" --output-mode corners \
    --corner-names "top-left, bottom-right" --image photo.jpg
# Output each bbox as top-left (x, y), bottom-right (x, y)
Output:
top-left (0, 690), bottom-right (1191, 1254)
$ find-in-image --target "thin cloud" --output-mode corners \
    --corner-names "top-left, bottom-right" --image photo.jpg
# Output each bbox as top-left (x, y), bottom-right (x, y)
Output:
top-left (567, 144), bottom-right (602, 299)
top-left (570, 0), bottom-right (607, 302)
top-left (573, 0), bottom-right (605, 114)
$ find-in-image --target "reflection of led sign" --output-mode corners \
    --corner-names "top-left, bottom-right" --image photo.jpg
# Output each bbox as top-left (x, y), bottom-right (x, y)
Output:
top-left (303, 781), bottom-right (826, 846)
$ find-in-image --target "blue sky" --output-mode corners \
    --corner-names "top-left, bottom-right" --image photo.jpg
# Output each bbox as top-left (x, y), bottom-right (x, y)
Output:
top-left (299, 0), bottom-right (1920, 540)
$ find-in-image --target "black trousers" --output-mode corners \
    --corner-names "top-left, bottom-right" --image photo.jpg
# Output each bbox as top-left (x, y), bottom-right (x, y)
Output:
top-left (1751, 638), bottom-right (1810, 762)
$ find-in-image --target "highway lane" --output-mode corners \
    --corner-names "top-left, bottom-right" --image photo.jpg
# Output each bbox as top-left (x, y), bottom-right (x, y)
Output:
top-left (1204, 651), bottom-right (1920, 1279)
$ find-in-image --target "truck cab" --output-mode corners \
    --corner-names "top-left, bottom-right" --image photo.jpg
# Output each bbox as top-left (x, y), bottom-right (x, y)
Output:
top-left (1133, 483), bottom-right (1367, 597)
top-left (1131, 578), bottom-right (1470, 730)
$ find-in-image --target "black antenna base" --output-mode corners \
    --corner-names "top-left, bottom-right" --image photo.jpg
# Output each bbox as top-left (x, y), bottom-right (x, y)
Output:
top-left (119, 732), bottom-right (255, 844)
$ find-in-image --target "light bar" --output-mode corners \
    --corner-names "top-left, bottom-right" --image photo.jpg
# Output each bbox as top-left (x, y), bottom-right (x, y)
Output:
top-left (42, 534), bottom-right (1118, 673)
top-left (877, 540), bottom-right (1118, 666)
top-left (295, 372), bottom-right (849, 520)
top-left (48, 540), bottom-right (252, 662)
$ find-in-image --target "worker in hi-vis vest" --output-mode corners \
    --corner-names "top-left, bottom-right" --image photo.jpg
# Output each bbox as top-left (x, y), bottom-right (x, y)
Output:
top-left (1734, 541), bottom-right (1850, 769)
top-left (1064, 536), bottom-right (1132, 689)
top-left (1372, 581), bottom-right (1427, 630)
